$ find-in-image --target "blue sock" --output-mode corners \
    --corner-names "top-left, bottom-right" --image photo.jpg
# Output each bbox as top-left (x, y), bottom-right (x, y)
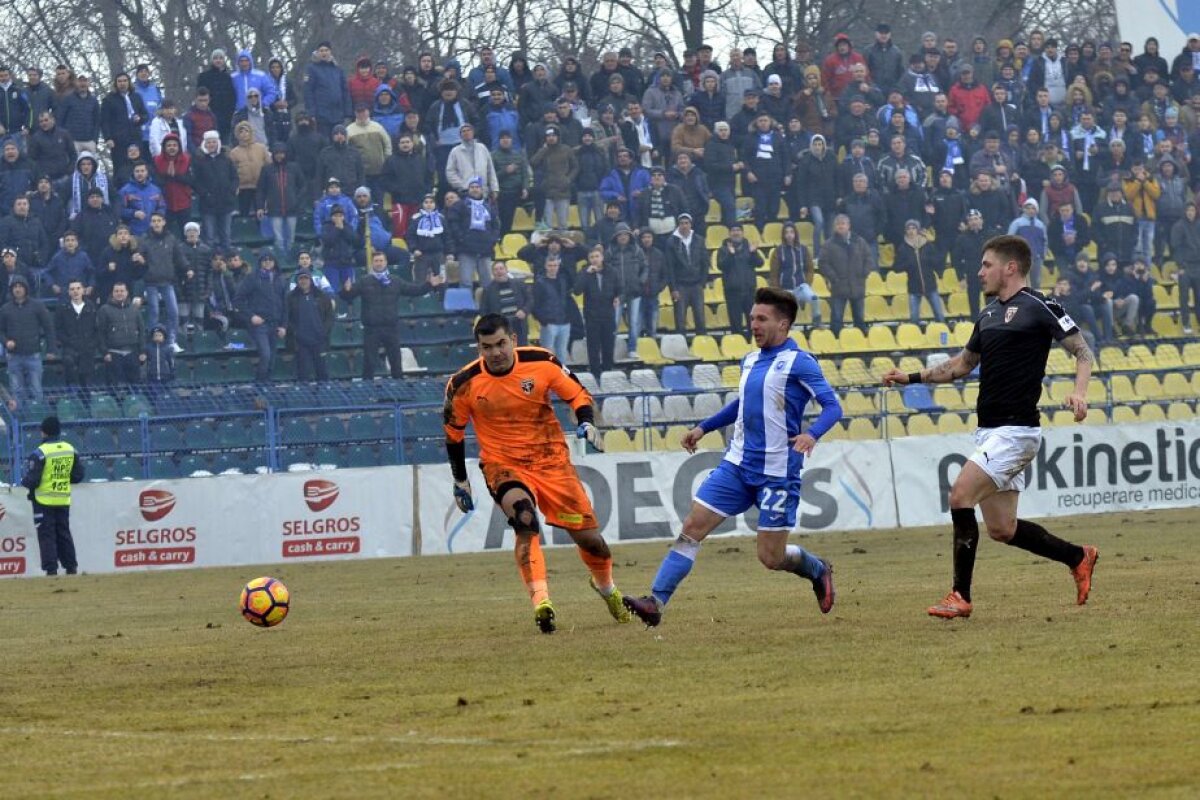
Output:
top-left (785, 544), bottom-right (825, 582)
top-left (651, 535), bottom-right (701, 606)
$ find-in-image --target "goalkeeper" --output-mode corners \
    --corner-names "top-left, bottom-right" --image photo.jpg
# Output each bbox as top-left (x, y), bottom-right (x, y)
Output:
top-left (443, 313), bottom-right (630, 633)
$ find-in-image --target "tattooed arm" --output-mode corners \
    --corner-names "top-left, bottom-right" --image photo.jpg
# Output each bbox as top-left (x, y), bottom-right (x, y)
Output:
top-left (1060, 332), bottom-right (1093, 421)
top-left (882, 348), bottom-right (980, 386)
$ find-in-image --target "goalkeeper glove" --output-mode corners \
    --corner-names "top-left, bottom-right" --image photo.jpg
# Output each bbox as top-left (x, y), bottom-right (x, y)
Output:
top-left (453, 479), bottom-right (474, 513)
top-left (577, 422), bottom-right (604, 453)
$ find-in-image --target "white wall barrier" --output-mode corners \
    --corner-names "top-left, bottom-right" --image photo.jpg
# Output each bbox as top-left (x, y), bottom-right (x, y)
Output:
top-left (2, 421), bottom-right (1198, 578)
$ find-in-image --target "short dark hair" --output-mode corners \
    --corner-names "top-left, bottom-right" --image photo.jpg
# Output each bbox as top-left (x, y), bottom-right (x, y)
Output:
top-left (754, 286), bottom-right (799, 325)
top-left (984, 234), bottom-right (1033, 276)
top-left (41, 415), bottom-right (61, 437)
top-left (473, 313), bottom-right (511, 339)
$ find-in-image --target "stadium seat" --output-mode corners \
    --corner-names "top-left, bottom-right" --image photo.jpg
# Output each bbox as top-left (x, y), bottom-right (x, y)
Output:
top-left (660, 334), bottom-right (699, 362)
top-left (838, 328), bottom-right (870, 353)
top-left (575, 371), bottom-right (600, 395)
top-left (1182, 343), bottom-right (1200, 366)
top-left (839, 358), bottom-right (870, 385)
top-left (661, 365), bottom-right (695, 392)
top-left (1126, 345), bottom-right (1155, 368)
top-left (932, 386), bottom-right (964, 410)
top-left (663, 395), bottom-right (694, 422)
top-left (869, 356), bottom-right (896, 377)
top-left (807, 329), bottom-right (839, 354)
top-left (443, 287), bottom-right (477, 312)
top-left (788, 330), bottom-right (809, 350)
top-left (693, 392), bottom-right (724, 420)
top-left (901, 384), bottom-right (938, 411)
top-left (600, 370), bottom-right (634, 394)
top-left (633, 395), bottom-right (666, 423)
top-left (109, 457), bottom-right (143, 481)
top-left (600, 397), bottom-right (634, 427)
top-left (1155, 344), bottom-right (1184, 368)
top-left (937, 413), bottom-right (970, 434)
top-left (818, 359), bottom-right (844, 387)
top-left (650, 424), bottom-right (693, 451)
top-left (1110, 374), bottom-right (1136, 403)
top-left (720, 334), bottom-right (752, 361)
top-left (721, 365), bottom-right (741, 387)
top-left (637, 337), bottom-right (670, 365)
top-left (867, 325), bottom-right (897, 350)
top-left (846, 417), bottom-right (879, 440)
top-left (691, 335), bottom-right (722, 362)
top-left (895, 323), bottom-right (924, 350)
top-left (704, 303), bottom-right (731, 331)
top-left (1161, 372), bottom-right (1191, 400)
top-left (1045, 349), bottom-right (1073, 375)
top-left (1134, 374), bottom-right (1164, 400)
top-left (1139, 404), bottom-right (1167, 423)
top-left (1084, 408), bottom-right (1108, 425)
top-left (1110, 405), bottom-right (1138, 424)
top-left (602, 429), bottom-right (641, 452)
top-left (1167, 402), bottom-right (1194, 421)
top-left (89, 394), bottom-right (122, 419)
top-left (629, 369), bottom-right (663, 393)
top-left (841, 391), bottom-right (878, 415)
top-left (692, 364), bottom-right (722, 390)
top-left (951, 322), bottom-right (973, 346)
top-left (925, 322), bottom-right (951, 348)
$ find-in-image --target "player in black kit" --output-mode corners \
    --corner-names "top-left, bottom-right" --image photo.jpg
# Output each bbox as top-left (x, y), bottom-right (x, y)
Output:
top-left (883, 235), bottom-right (1099, 618)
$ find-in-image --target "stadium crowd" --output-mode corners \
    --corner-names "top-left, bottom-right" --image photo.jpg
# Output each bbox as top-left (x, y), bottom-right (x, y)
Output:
top-left (0, 26), bottom-right (1196, 401)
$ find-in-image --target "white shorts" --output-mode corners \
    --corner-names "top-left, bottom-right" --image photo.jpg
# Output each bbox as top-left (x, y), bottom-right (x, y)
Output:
top-left (969, 426), bottom-right (1041, 493)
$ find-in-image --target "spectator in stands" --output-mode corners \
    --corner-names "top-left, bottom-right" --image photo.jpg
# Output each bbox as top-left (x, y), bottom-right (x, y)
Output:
top-left (425, 81), bottom-right (474, 190)
top-left (206, 252), bottom-right (237, 341)
top-left (256, 143), bottom-right (305, 256)
top-left (1173, 203), bottom-right (1200, 333)
top-left (101, 73), bottom-right (147, 173)
top-left (947, 64), bottom-right (989, 133)
top-left (383, 132), bottom-right (434, 235)
top-left (1094, 180), bottom-right (1137, 265)
top-left (2, 248), bottom-right (29, 293)
top-left (1122, 257), bottom-right (1157, 334)
top-left (532, 255), bottom-right (572, 361)
top-left (769, 221), bottom-right (820, 328)
top-left (928, 168), bottom-right (968, 266)
top-left (899, 53), bottom-right (940, 117)
top-left (643, 70), bottom-right (685, 149)
top-left (317, 124), bottom-right (365, 193)
top-left (637, 228), bottom-right (667, 338)
top-left (196, 50), bottom-right (235, 142)
top-left (229, 121), bottom-right (269, 216)
top-left (45, 230), bottom-right (92, 298)
top-left (664, 212), bottom-right (707, 334)
top-left (1008, 198), bottom-right (1048, 289)
top-left (286, 268), bottom-right (333, 381)
top-left (230, 88), bottom-right (269, 146)
top-left (305, 42), bottom-right (352, 137)
top-left (97, 224), bottom-right (144, 304)
top-left (703, 121), bottom-right (741, 226)
top-left (341, 249), bottom-right (442, 379)
top-left (192, 131), bottom-right (238, 253)
top-left (347, 102), bottom-right (391, 198)
top-left (1050, 276), bottom-right (1098, 351)
top-left (882, 170), bottom-right (927, 249)
top-left (794, 67), bottom-right (835, 140)
top-left (550, 98), bottom-right (584, 145)
top-left (967, 171), bottom-right (1011, 235)
top-left (529, 126), bottom-right (577, 230)
top-left (348, 57), bottom-right (380, 110)
top-left (54, 279), bottom-right (97, 387)
top-left (717, 222), bottom-right (763, 333)
top-left (28, 112), bottom-right (75, 188)
top-left (351, 187), bottom-right (403, 267)
top-left (574, 129), bottom-right (608, 234)
top-left (794, 134), bottom-right (836, 258)
top-left (71, 187), bottom-right (116, 266)
top-left (144, 324), bottom-right (175, 387)
top-left (153, 133), bottom-right (192, 235)
top-left (575, 246), bottom-right (620, 374)
top-left (1070, 110), bottom-right (1106, 213)
top-left (58, 75), bottom-right (101, 156)
top-left (1047, 199), bottom-right (1091, 271)
top-left (141, 211), bottom-right (185, 352)
top-left (1097, 252), bottom-right (1140, 336)
top-left (406, 194), bottom-right (447, 282)
top-left (0, 140), bottom-right (34, 215)
top-left (29, 176), bottom-right (67, 248)
top-left (97, 281), bottom-right (144, 383)
top-left (1067, 254), bottom-right (1115, 343)
top-left (183, 88), bottom-right (217, 147)
top-left (759, 74), bottom-right (789, 124)
top-left (320, 203), bottom-right (357, 302)
top-left (599, 148), bottom-right (651, 223)
top-left (234, 249), bottom-right (287, 381)
top-left (1039, 163), bottom-right (1082, 221)
top-left (178, 222), bottom-right (211, 335)
top-left (667, 151), bottom-right (710, 236)
top-left (877, 133), bottom-right (927, 190)
top-left (741, 112), bottom-right (787, 229)
top-left (449, 178), bottom-right (500, 288)
top-left (1154, 159), bottom-right (1187, 266)
top-left (821, 213), bottom-right (871, 336)
top-left (0, 276), bottom-right (50, 404)
top-left (606, 223), bottom-right (646, 348)
top-left (894, 219), bottom-right (946, 324)
top-left (1123, 161), bottom-right (1160, 265)
top-left (149, 99), bottom-right (187, 156)
top-left (480, 261), bottom-right (530, 344)
top-left (1, 196), bottom-right (49, 276)
top-left (867, 24), bottom-right (905, 94)
top-left (313, 176), bottom-right (357, 236)
top-left (287, 250), bottom-right (333, 294)
top-left (821, 33), bottom-right (865, 99)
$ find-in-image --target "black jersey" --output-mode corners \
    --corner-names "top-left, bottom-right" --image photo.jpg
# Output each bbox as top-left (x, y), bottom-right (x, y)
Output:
top-left (967, 287), bottom-right (1079, 428)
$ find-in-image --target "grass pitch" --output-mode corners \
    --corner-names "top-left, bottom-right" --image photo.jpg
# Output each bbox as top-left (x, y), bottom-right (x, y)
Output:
top-left (1, 508), bottom-right (1197, 799)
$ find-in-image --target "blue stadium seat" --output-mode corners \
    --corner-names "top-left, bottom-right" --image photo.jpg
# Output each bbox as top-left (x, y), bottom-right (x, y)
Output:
top-left (109, 457), bottom-right (143, 481)
top-left (443, 287), bottom-right (478, 312)
top-left (901, 385), bottom-right (940, 412)
top-left (148, 423), bottom-right (186, 452)
top-left (661, 365), bottom-right (696, 392)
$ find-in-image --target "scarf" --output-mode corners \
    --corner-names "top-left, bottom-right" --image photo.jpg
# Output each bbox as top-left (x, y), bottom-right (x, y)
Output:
top-left (943, 140), bottom-right (963, 171)
top-left (69, 164), bottom-right (109, 217)
top-left (755, 131), bottom-right (774, 159)
top-left (779, 244), bottom-right (806, 289)
top-left (415, 210), bottom-right (444, 236)
top-left (467, 197), bottom-right (491, 231)
top-left (123, 91), bottom-right (135, 119)
top-left (373, 268), bottom-right (391, 285)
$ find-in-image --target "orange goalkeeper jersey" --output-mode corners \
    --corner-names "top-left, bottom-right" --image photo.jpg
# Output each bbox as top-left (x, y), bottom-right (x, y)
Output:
top-left (443, 347), bottom-right (593, 467)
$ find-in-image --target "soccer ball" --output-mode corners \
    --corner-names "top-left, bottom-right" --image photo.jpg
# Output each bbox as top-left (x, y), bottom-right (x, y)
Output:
top-left (239, 577), bottom-right (290, 627)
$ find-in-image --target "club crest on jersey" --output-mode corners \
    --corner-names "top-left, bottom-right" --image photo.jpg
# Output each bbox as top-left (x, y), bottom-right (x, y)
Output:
top-left (1005, 306), bottom-right (1019, 324)
top-left (521, 377), bottom-right (535, 394)
top-left (775, 361), bottom-right (786, 371)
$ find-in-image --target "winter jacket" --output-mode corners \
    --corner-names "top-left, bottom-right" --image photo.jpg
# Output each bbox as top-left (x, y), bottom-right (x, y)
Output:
top-left (234, 268), bottom-right (287, 327)
top-left (232, 50), bottom-right (277, 110)
top-left (144, 338), bottom-right (174, 382)
top-left (96, 236), bottom-right (145, 301)
top-left (664, 231), bottom-right (708, 288)
top-left (820, 233), bottom-right (873, 299)
top-left (191, 146), bottom-right (239, 214)
top-left (446, 140), bottom-right (500, 194)
top-left (27, 124), bottom-right (76, 180)
top-left (54, 299), bottom-right (98, 356)
top-left (117, 177), bottom-right (166, 236)
top-left (313, 194), bottom-right (358, 236)
top-left (99, 89), bottom-right (147, 146)
top-left (574, 144), bottom-right (609, 193)
top-left (339, 270), bottom-right (432, 328)
top-left (882, 186), bottom-right (929, 246)
top-left (529, 142), bottom-right (578, 199)
top-left (57, 91), bottom-right (101, 143)
top-left (574, 265), bottom-right (622, 320)
top-left (741, 130), bottom-right (789, 183)
top-left (769, 243), bottom-right (813, 291)
top-left (842, 189), bottom-right (886, 245)
top-left (0, 212), bottom-right (50, 266)
top-left (947, 81), bottom-right (990, 131)
top-left (346, 118), bottom-right (392, 176)
top-left (795, 148), bottom-right (837, 211)
top-left (491, 148), bottom-right (530, 195)
top-left (480, 277), bottom-right (530, 319)
top-left (406, 210), bottom-right (448, 257)
top-left (703, 137), bottom-right (738, 192)
top-left (140, 229), bottom-right (186, 287)
top-left (197, 65), bottom-right (236, 137)
top-left (228, 138), bottom-right (270, 191)
top-left (382, 150), bottom-right (433, 204)
top-left (96, 297), bottom-right (143, 351)
top-left (256, 160), bottom-right (306, 217)
top-left (304, 59), bottom-right (352, 126)
top-left (316, 142), bottom-right (365, 191)
top-left (372, 85), bottom-right (408, 140)
top-left (0, 292), bottom-right (52, 355)
top-left (285, 286), bottom-right (333, 350)
top-left (1123, 176), bottom-right (1161, 221)
top-left (893, 237), bottom-right (941, 295)
top-left (71, 204), bottom-right (118, 264)
top-left (179, 240), bottom-right (212, 303)
top-left (867, 42), bottom-right (906, 93)
top-left (1171, 216), bottom-right (1200, 272)
top-left (1008, 215), bottom-right (1048, 260)
top-left (447, 197), bottom-right (500, 256)
top-left (532, 271), bottom-right (572, 325)
top-left (480, 101), bottom-right (522, 151)
top-left (638, 184), bottom-right (687, 235)
top-left (46, 248), bottom-right (93, 290)
top-left (152, 141), bottom-right (193, 212)
top-left (0, 154), bottom-right (35, 213)
top-left (183, 103), bottom-right (218, 146)
top-left (606, 236), bottom-right (647, 300)
top-left (717, 238), bottom-right (764, 292)
top-left (598, 167), bottom-right (652, 222)
top-left (320, 222), bottom-right (358, 267)
top-left (1093, 197), bottom-right (1137, 264)
top-left (28, 191), bottom-right (67, 243)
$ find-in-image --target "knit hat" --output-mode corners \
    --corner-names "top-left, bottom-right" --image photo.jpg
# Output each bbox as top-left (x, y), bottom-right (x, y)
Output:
top-left (332, 124), bottom-right (347, 136)
top-left (259, 249), bottom-right (277, 263)
top-left (1023, 198), bottom-right (1039, 211)
top-left (184, 221), bottom-right (201, 234)
top-left (354, 186), bottom-right (371, 198)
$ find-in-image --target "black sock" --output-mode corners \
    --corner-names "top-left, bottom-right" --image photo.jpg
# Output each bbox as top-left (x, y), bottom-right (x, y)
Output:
top-left (951, 507), bottom-right (979, 602)
top-left (1007, 519), bottom-right (1085, 567)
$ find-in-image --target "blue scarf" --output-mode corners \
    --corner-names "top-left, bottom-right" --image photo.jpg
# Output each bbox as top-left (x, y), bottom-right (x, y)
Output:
top-left (373, 268), bottom-right (391, 285)
top-left (415, 210), bottom-right (444, 236)
top-left (943, 140), bottom-right (962, 172)
top-left (468, 198), bottom-right (491, 231)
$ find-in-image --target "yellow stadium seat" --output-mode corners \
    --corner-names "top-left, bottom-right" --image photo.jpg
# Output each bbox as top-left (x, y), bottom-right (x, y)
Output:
top-left (637, 338), bottom-right (670, 365)
top-left (1133, 374), bottom-right (1164, 400)
top-left (885, 271), bottom-right (908, 294)
top-left (925, 322), bottom-right (952, 348)
top-left (788, 330), bottom-right (809, 350)
top-left (704, 279), bottom-right (724, 304)
top-left (868, 325), bottom-right (897, 350)
top-left (1039, 383), bottom-right (1057, 407)
top-left (1126, 345), bottom-right (1155, 368)
top-left (695, 430), bottom-right (725, 451)
top-left (1084, 408), bottom-right (1108, 425)
top-left (879, 243), bottom-right (894, 267)
top-left (691, 335), bottom-right (722, 361)
top-left (1045, 349), bottom-right (1074, 375)
top-left (842, 391), bottom-right (879, 415)
top-left (603, 429), bottom-right (642, 452)
top-left (897, 356), bottom-right (923, 373)
top-left (761, 222), bottom-right (783, 246)
top-left (1153, 284), bottom-right (1179, 310)
top-left (1051, 410), bottom-right (1077, 426)
top-left (818, 358), bottom-right (845, 386)
top-left (962, 384), bottom-right (978, 409)
top-left (1110, 405), bottom-right (1138, 424)
top-left (721, 365), bottom-right (741, 387)
top-left (865, 295), bottom-right (898, 322)
top-left (1110, 374), bottom-right (1136, 403)
top-left (888, 295), bottom-right (909, 319)
top-left (821, 421), bottom-right (848, 440)
top-left (866, 272), bottom-right (887, 295)
top-left (512, 207), bottom-right (536, 231)
top-left (839, 327), bottom-right (871, 352)
top-left (1139, 403), bottom-right (1167, 423)
top-left (1155, 344), bottom-right (1184, 368)
top-left (1151, 313), bottom-right (1182, 337)
top-left (937, 268), bottom-right (959, 294)
top-left (896, 323), bottom-right (924, 350)
top-left (1161, 372), bottom-right (1191, 400)
top-left (846, 417), bottom-right (880, 439)
top-left (906, 413), bottom-right (937, 436)
top-left (946, 292), bottom-right (971, 317)
top-left (808, 329), bottom-right (840, 354)
top-left (1167, 402), bottom-right (1194, 420)
top-left (882, 416), bottom-right (906, 438)
top-left (721, 333), bottom-right (752, 360)
top-left (952, 321), bottom-right (974, 347)
top-left (869, 356), bottom-right (896, 376)
top-left (1182, 343), bottom-right (1200, 366)
top-left (705, 225), bottom-right (729, 250)
top-left (810, 273), bottom-right (830, 295)
top-left (498, 233), bottom-right (527, 259)
top-left (1040, 411), bottom-right (1054, 427)
top-left (742, 225), bottom-right (763, 250)
top-left (704, 303), bottom-right (730, 331)
top-left (933, 386), bottom-right (964, 410)
top-left (1085, 378), bottom-right (1107, 404)
top-left (839, 358), bottom-right (871, 385)
top-left (937, 413), bottom-right (970, 434)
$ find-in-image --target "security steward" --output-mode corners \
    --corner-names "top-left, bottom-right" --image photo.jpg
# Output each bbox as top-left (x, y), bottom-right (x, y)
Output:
top-left (20, 416), bottom-right (85, 576)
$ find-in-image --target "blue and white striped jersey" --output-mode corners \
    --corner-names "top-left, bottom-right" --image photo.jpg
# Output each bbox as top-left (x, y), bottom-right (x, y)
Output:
top-left (702, 339), bottom-right (842, 478)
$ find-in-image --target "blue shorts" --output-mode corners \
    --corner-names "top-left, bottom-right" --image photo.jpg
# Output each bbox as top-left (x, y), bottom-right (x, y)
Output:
top-left (694, 460), bottom-right (801, 532)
